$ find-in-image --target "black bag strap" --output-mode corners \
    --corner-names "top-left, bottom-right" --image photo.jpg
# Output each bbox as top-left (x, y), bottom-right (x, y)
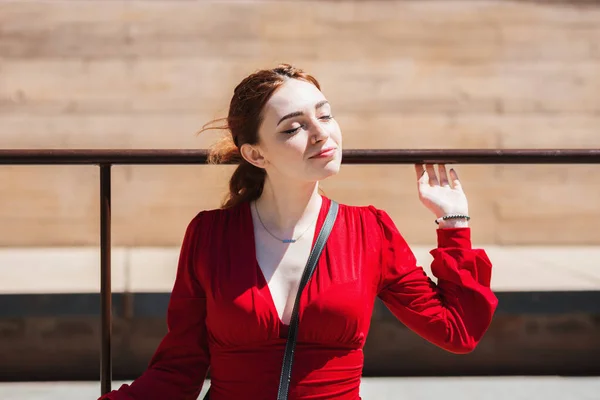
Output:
top-left (276, 200), bottom-right (339, 400)
top-left (203, 200), bottom-right (339, 400)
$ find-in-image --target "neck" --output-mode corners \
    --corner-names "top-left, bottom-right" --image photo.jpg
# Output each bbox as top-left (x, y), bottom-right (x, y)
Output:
top-left (254, 175), bottom-right (322, 236)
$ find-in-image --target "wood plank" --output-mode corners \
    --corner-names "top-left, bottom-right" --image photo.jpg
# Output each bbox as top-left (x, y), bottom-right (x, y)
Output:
top-left (0, 164), bottom-right (497, 246)
top-left (0, 114), bottom-right (501, 149)
top-left (2, 162), bottom-right (599, 246)
top-left (2, 59), bottom-right (600, 114)
top-left (109, 165), bottom-right (230, 246)
top-left (494, 164), bottom-right (600, 244)
top-left (323, 61), bottom-right (600, 114)
top-left (491, 116), bottom-right (600, 148)
top-left (0, 165), bottom-right (226, 246)
top-left (495, 166), bottom-right (600, 218)
top-left (0, 114), bottom-right (220, 149)
top-left (1, 0), bottom-right (599, 247)
top-left (3, 1), bottom-right (600, 29)
top-left (2, 114), bottom-right (599, 150)
top-left (0, 166), bottom-right (101, 246)
top-left (1, 33), bottom-right (593, 62)
top-left (0, 2), bottom-right (598, 61)
top-left (497, 217), bottom-right (600, 245)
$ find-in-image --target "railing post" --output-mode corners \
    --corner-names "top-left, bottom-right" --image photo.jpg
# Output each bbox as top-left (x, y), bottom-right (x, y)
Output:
top-left (100, 164), bottom-right (112, 395)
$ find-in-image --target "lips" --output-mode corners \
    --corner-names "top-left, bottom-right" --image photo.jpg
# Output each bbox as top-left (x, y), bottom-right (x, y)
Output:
top-left (311, 147), bottom-right (337, 158)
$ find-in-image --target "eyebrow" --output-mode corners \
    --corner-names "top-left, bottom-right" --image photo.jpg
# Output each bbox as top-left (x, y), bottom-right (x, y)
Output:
top-left (277, 100), bottom-right (330, 126)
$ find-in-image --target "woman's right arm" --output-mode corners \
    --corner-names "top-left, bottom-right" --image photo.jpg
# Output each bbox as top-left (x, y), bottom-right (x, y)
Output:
top-left (99, 213), bottom-right (210, 400)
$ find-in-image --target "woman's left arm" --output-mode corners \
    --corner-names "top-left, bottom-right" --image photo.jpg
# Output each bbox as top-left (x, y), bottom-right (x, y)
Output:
top-left (375, 164), bottom-right (498, 354)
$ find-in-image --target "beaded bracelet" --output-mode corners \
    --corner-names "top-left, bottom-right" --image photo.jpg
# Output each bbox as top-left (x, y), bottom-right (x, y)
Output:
top-left (435, 214), bottom-right (470, 225)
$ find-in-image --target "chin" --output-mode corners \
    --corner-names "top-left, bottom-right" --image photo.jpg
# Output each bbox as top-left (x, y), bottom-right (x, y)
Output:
top-left (314, 160), bottom-right (341, 181)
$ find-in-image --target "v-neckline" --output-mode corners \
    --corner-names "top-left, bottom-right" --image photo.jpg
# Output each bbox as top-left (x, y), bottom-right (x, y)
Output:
top-left (246, 196), bottom-right (330, 331)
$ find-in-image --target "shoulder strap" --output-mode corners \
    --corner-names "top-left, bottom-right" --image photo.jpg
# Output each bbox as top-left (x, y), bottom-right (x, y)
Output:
top-left (203, 200), bottom-right (339, 400)
top-left (276, 200), bottom-right (339, 400)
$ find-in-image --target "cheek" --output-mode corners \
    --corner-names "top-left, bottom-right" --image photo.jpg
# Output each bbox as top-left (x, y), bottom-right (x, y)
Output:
top-left (274, 136), bottom-right (307, 158)
top-left (330, 123), bottom-right (342, 144)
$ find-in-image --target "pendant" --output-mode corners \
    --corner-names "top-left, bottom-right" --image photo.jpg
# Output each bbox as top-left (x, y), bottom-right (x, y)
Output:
top-left (282, 239), bottom-right (296, 244)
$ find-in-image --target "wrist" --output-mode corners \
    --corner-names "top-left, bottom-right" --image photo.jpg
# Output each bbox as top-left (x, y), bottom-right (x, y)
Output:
top-left (437, 219), bottom-right (469, 229)
top-left (434, 213), bottom-right (470, 228)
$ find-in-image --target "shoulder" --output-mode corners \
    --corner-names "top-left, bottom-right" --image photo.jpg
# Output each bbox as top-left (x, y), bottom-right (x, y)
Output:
top-left (183, 202), bottom-right (247, 240)
top-left (331, 200), bottom-right (399, 235)
top-left (334, 200), bottom-right (391, 223)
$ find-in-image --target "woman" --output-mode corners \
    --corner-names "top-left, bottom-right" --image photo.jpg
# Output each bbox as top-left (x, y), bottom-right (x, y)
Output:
top-left (100, 64), bottom-right (497, 400)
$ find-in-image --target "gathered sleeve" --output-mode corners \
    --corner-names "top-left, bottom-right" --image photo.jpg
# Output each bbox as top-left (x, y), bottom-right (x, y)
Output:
top-left (99, 213), bottom-right (210, 400)
top-left (374, 208), bottom-right (498, 354)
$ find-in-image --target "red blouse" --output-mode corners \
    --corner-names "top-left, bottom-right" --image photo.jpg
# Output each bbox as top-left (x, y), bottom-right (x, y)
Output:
top-left (100, 197), bottom-right (497, 400)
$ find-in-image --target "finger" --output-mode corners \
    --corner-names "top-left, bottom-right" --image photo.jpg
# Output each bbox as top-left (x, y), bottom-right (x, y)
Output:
top-left (416, 165), bottom-right (430, 189)
top-left (438, 164), bottom-right (450, 187)
top-left (449, 168), bottom-right (462, 190)
top-left (426, 164), bottom-right (438, 186)
top-left (415, 164), bottom-right (426, 183)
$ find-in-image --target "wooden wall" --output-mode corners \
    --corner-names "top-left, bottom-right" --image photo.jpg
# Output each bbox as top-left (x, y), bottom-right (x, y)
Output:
top-left (1, 0), bottom-right (600, 246)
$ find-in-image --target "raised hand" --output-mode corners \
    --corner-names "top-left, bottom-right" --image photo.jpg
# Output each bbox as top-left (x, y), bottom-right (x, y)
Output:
top-left (415, 164), bottom-right (469, 227)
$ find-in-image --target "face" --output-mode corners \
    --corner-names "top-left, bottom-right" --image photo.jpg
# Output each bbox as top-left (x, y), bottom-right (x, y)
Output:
top-left (241, 78), bottom-right (342, 183)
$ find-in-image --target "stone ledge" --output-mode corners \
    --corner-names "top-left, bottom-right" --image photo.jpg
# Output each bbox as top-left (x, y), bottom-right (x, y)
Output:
top-left (0, 245), bottom-right (599, 294)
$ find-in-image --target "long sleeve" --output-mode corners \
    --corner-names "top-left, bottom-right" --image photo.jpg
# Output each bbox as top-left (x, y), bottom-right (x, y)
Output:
top-left (374, 208), bottom-right (498, 354)
top-left (99, 213), bottom-right (210, 400)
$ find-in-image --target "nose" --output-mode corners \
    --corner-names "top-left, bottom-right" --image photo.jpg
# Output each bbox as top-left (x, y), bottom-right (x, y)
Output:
top-left (310, 119), bottom-right (330, 144)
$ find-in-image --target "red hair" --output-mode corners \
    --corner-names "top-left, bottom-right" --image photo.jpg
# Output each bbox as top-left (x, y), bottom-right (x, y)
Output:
top-left (199, 64), bottom-right (322, 208)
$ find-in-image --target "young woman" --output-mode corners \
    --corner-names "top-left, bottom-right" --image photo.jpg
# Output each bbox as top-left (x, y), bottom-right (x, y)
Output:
top-left (100, 64), bottom-right (497, 400)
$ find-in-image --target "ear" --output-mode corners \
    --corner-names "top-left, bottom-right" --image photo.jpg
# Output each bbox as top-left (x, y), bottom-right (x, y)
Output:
top-left (240, 143), bottom-right (268, 169)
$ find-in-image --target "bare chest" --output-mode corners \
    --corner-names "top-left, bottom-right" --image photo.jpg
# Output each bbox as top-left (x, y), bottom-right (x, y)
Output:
top-left (254, 232), bottom-right (314, 325)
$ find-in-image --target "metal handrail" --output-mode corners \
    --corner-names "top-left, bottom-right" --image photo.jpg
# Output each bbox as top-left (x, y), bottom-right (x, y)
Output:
top-left (1, 148), bottom-right (599, 395)
top-left (1, 148), bottom-right (600, 165)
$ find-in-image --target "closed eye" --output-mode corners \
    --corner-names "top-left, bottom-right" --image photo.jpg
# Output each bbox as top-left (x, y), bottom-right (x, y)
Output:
top-left (282, 126), bottom-right (301, 135)
top-left (282, 115), bottom-right (333, 135)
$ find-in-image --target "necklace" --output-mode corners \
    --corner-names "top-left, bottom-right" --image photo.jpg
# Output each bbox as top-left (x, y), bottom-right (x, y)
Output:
top-left (254, 201), bottom-right (315, 244)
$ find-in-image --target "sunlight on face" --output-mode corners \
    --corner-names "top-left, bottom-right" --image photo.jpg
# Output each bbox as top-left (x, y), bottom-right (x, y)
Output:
top-left (257, 79), bottom-right (343, 182)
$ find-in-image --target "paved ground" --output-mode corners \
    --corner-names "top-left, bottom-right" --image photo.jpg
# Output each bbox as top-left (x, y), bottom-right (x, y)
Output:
top-left (1, 377), bottom-right (599, 400)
